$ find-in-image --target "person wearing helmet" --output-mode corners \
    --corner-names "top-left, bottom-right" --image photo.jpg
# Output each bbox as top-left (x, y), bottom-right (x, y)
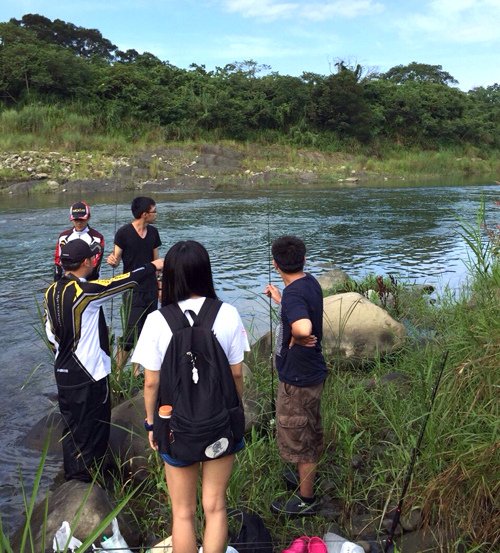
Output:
top-left (53, 201), bottom-right (105, 281)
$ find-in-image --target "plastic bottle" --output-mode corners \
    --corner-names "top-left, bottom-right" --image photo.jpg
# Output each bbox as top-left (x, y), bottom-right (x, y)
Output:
top-left (159, 405), bottom-right (172, 418)
top-left (323, 532), bottom-right (364, 553)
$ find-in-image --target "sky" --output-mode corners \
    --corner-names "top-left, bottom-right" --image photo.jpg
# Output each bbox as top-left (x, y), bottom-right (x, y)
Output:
top-left (1, 0), bottom-right (499, 91)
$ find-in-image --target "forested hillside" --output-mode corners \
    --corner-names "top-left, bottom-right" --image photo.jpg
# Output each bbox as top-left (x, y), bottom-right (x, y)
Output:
top-left (1, 14), bottom-right (499, 150)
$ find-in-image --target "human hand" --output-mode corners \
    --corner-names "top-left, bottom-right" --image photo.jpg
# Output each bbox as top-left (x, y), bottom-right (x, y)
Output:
top-left (106, 253), bottom-right (118, 267)
top-left (151, 258), bottom-right (164, 271)
top-left (290, 334), bottom-right (318, 348)
top-left (148, 432), bottom-right (158, 451)
top-left (264, 284), bottom-right (281, 304)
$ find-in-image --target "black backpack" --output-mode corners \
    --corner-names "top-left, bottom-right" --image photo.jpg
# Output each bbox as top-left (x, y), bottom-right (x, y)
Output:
top-left (227, 508), bottom-right (273, 553)
top-left (153, 298), bottom-right (245, 463)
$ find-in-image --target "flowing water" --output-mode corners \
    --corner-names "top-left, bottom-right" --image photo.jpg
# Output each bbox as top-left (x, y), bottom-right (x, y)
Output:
top-left (0, 182), bottom-right (497, 532)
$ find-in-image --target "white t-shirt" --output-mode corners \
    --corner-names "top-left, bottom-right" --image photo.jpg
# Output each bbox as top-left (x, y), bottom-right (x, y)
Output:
top-left (131, 297), bottom-right (250, 371)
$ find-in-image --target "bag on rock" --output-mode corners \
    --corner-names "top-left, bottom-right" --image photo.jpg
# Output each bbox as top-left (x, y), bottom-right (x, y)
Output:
top-left (53, 521), bottom-right (82, 552)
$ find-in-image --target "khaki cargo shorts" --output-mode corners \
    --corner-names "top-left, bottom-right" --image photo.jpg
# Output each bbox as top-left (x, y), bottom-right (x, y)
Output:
top-left (276, 380), bottom-right (324, 464)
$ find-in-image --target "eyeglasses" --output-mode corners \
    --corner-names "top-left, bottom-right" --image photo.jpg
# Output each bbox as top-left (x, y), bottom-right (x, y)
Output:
top-left (147, 209), bottom-right (157, 214)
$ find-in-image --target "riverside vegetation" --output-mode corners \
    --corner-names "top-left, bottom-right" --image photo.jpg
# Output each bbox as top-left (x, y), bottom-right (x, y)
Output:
top-left (0, 14), bottom-right (499, 191)
top-left (1, 206), bottom-right (498, 552)
top-left (0, 106), bottom-right (498, 193)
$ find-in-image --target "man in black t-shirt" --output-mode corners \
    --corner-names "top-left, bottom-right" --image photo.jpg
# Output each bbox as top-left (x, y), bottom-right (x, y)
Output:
top-left (107, 196), bottom-right (162, 372)
top-left (264, 235), bottom-right (327, 516)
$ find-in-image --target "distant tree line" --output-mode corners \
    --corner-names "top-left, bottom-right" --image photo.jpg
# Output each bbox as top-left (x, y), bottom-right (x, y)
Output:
top-left (1, 14), bottom-right (499, 149)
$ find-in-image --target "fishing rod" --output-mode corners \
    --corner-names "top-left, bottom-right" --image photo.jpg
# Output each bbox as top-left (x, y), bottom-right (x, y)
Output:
top-left (109, 181), bottom-right (119, 335)
top-left (384, 350), bottom-right (449, 553)
top-left (267, 194), bottom-right (276, 417)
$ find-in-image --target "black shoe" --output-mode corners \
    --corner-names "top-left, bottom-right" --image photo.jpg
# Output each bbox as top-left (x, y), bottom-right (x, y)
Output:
top-left (271, 494), bottom-right (319, 516)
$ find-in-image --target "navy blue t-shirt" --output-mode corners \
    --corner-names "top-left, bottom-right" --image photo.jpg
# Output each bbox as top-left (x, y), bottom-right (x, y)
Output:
top-left (275, 273), bottom-right (327, 387)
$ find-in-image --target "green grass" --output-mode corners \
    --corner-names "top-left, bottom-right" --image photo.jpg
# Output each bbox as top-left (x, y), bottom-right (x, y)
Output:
top-left (0, 104), bottom-right (498, 186)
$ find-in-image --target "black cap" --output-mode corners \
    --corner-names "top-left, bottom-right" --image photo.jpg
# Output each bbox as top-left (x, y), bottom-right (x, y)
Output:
top-left (61, 239), bottom-right (101, 264)
top-left (70, 201), bottom-right (90, 221)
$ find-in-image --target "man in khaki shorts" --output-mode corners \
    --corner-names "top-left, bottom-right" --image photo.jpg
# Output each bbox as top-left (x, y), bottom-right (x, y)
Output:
top-left (264, 235), bottom-right (327, 515)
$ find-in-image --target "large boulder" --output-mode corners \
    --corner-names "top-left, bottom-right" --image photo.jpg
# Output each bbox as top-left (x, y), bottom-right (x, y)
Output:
top-left (21, 411), bottom-right (64, 455)
top-left (248, 330), bottom-right (273, 362)
top-left (323, 293), bottom-right (406, 363)
top-left (10, 479), bottom-right (140, 553)
top-left (108, 394), bottom-right (151, 482)
top-left (317, 268), bottom-right (351, 292)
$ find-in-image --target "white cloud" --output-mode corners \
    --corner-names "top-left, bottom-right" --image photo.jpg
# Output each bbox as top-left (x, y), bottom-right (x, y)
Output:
top-left (222, 0), bottom-right (384, 21)
top-left (212, 34), bottom-right (295, 60)
top-left (399, 0), bottom-right (500, 44)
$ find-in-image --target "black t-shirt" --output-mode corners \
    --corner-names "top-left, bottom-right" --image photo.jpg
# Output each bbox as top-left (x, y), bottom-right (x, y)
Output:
top-left (276, 273), bottom-right (327, 387)
top-left (115, 223), bottom-right (161, 292)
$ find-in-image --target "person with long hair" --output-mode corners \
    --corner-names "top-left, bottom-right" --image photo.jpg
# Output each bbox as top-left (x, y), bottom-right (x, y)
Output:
top-left (132, 240), bottom-right (250, 553)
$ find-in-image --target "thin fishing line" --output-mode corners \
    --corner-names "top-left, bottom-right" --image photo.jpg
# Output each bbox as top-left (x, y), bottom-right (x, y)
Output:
top-left (266, 193), bottom-right (275, 417)
top-left (384, 349), bottom-right (449, 553)
top-left (109, 181), bottom-right (119, 333)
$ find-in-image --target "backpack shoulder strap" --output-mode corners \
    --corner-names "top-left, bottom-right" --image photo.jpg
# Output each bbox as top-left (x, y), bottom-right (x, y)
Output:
top-left (193, 298), bottom-right (223, 330)
top-left (159, 303), bottom-right (191, 332)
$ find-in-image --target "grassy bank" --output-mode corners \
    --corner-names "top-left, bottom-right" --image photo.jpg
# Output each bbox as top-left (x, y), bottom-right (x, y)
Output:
top-left (1, 104), bottom-right (498, 187)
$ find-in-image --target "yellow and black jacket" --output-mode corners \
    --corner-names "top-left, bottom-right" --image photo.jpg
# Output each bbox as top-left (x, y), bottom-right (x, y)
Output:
top-left (45, 264), bottom-right (156, 388)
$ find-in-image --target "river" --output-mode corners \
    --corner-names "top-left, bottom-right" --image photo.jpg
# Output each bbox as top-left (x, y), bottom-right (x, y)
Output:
top-left (0, 182), bottom-right (497, 533)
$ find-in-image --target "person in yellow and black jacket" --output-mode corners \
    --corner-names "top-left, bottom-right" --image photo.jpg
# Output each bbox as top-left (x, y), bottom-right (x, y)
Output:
top-left (44, 239), bottom-right (163, 482)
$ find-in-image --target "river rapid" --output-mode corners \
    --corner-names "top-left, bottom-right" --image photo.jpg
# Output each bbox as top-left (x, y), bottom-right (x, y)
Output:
top-left (0, 182), bottom-right (497, 532)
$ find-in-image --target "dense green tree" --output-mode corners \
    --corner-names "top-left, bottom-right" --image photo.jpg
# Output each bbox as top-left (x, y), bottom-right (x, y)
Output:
top-left (380, 62), bottom-right (458, 86)
top-left (307, 64), bottom-right (374, 142)
top-left (463, 84), bottom-right (500, 147)
top-left (1, 13), bottom-right (498, 150)
top-left (10, 13), bottom-right (117, 61)
top-left (0, 22), bottom-right (94, 103)
top-left (365, 79), bottom-right (468, 145)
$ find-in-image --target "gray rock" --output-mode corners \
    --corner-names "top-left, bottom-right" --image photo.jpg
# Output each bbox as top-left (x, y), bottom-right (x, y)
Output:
top-left (10, 480), bottom-right (140, 552)
top-left (397, 528), bottom-right (441, 553)
top-left (400, 507), bottom-right (423, 532)
top-left (317, 269), bottom-right (351, 292)
top-left (349, 513), bottom-right (382, 540)
top-left (21, 411), bottom-right (64, 455)
top-left (362, 371), bottom-right (411, 392)
top-left (249, 331), bottom-right (273, 362)
top-left (108, 394), bottom-right (150, 482)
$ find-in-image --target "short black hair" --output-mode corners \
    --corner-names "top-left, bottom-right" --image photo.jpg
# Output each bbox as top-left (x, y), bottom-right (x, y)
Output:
top-left (131, 196), bottom-right (155, 219)
top-left (272, 235), bottom-right (306, 274)
top-left (60, 260), bottom-right (83, 271)
top-left (161, 241), bottom-right (217, 306)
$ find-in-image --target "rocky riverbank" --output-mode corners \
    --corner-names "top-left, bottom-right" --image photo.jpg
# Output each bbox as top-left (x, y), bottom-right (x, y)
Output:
top-left (0, 144), bottom-right (378, 195)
